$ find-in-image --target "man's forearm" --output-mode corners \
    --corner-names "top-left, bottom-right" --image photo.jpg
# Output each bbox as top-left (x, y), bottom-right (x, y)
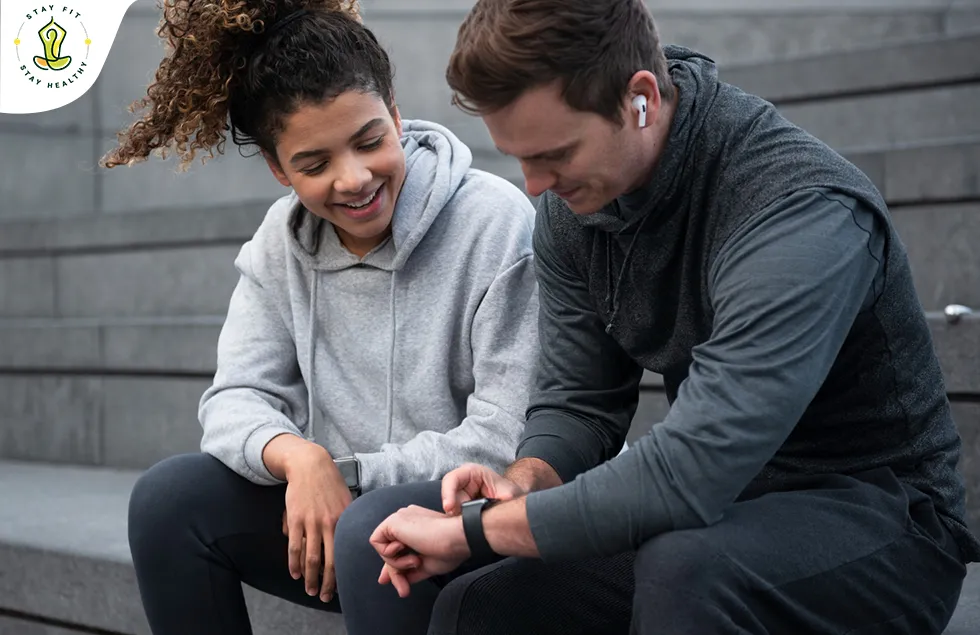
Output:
top-left (483, 497), bottom-right (540, 558)
top-left (504, 457), bottom-right (563, 493)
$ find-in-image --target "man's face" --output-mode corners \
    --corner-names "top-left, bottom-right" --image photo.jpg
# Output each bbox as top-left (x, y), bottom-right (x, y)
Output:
top-left (482, 82), bottom-right (645, 215)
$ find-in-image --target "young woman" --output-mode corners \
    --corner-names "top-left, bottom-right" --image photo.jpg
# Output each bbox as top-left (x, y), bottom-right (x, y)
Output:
top-left (104, 2), bottom-right (538, 634)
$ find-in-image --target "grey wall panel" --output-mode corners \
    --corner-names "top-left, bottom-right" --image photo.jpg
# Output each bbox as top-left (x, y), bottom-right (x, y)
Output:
top-left (55, 245), bottom-right (240, 318)
top-left (0, 133), bottom-right (98, 220)
top-left (892, 203), bottom-right (980, 310)
top-left (0, 375), bottom-right (103, 465)
top-left (0, 257), bottom-right (57, 318)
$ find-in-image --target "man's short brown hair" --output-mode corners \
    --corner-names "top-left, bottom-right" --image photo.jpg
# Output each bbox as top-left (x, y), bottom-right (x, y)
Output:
top-left (446, 0), bottom-right (674, 124)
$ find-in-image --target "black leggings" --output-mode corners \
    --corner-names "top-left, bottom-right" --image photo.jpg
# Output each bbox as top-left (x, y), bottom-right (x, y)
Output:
top-left (128, 453), bottom-right (442, 635)
top-left (129, 454), bottom-right (967, 635)
top-left (129, 453), bottom-right (633, 635)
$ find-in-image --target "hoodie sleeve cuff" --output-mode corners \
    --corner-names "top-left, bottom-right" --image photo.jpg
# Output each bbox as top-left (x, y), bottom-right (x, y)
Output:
top-left (353, 451), bottom-right (391, 494)
top-left (243, 424), bottom-right (300, 485)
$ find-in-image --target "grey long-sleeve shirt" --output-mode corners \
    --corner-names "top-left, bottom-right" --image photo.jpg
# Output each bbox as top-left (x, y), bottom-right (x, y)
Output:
top-left (520, 189), bottom-right (885, 561)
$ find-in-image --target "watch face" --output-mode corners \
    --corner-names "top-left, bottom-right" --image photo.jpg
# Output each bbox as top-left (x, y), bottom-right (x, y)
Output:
top-left (334, 457), bottom-right (359, 491)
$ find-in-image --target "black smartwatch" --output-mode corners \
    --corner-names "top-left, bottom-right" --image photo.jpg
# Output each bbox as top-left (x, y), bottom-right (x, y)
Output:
top-left (461, 497), bottom-right (498, 561)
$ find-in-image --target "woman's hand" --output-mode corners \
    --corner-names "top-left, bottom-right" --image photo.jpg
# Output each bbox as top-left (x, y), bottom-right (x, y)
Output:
top-left (265, 434), bottom-right (352, 602)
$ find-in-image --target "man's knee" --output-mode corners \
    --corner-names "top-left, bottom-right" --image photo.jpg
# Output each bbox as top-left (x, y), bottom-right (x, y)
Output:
top-left (634, 530), bottom-right (731, 597)
top-left (428, 562), bottom-right (505, 635)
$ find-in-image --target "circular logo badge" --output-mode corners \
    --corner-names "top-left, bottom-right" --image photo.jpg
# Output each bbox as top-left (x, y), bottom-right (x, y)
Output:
top-left (14, 4), bottom-right (90, 90)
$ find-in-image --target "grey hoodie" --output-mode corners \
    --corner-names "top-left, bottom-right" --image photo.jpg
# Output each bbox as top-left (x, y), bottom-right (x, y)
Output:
top-left (199, 119), bottom-right (539, 491)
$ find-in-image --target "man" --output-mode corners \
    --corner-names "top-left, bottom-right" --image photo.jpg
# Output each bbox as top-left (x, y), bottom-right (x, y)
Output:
top-left (368, 0), bottom-right (980, 633)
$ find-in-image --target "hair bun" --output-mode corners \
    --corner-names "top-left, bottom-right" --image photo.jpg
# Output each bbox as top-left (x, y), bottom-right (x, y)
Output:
top-left (311, 0), bottom-right (361, 22)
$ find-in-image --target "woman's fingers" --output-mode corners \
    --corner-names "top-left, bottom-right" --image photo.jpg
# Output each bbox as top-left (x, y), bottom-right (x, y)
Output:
top-left (287, 518), bottom-right (305, 580)
top-left (303, 522), bottom-right (322, 596)
top-left (319, 528), bottom-right (336, 603)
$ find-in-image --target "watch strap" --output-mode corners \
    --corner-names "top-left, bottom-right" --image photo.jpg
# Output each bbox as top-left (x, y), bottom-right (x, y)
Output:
top-left (461, 498), bottom-right (497, 561)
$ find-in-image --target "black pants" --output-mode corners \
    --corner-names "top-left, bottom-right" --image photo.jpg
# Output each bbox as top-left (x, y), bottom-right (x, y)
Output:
top-left (129, 454), bottom-right (966, 635)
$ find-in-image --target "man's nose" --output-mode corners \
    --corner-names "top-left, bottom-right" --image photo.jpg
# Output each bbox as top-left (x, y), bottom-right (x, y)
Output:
top-left (522, 164), bottom-right (557, 198)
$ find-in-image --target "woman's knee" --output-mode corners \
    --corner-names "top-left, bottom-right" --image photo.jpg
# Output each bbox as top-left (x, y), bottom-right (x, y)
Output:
top-left (334, 481), bottom-right (443, 569)
top-left (128, 453), bottom-right (228, 549)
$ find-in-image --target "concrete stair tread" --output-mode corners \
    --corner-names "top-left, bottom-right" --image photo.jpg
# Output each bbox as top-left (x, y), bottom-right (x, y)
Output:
top-left (721, 31), bottom-right (980, 104)
top-left (0, 460), bottom-right (978, 634)
top-left (0, 460), bottom-right (342, 634)
top-left (0, 137), bottom-right (977, 258)
top-left (0, 203), bottom-right (975, 321)
top-left (0, 312), bottom-right (973, 392)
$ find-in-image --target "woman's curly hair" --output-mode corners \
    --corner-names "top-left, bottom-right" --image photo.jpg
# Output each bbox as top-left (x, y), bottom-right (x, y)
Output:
top-left (101, 0), bottom-right (394, 170)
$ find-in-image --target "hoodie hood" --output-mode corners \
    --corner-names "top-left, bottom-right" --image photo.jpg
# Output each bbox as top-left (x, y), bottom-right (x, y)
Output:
top-left (279, 119), bottom-right (476, 451)
top-left (198, 116), bottom-right (539, 493)
top-left (578, 45), bottom-right (720, 234)
top-left (287, 118), bottom-right (473, 271)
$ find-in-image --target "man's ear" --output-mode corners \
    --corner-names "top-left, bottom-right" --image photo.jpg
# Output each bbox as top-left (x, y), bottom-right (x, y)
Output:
top-left (263, 150), bottom-right (291, 187)
top-left (625, 70), bottom-right (661, 127)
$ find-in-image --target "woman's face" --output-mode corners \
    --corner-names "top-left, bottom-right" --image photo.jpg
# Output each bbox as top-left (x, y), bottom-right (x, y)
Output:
top-left (266, 91), bottom-right (406, 257)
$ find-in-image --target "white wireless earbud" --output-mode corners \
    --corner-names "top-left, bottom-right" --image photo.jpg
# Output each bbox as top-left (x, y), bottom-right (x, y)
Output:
top-left (632, 95), bottom-right (648, 128)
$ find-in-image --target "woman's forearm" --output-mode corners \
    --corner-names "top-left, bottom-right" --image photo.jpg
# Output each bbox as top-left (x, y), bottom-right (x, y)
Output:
top-left (262, 433), bottom-right (333, 481)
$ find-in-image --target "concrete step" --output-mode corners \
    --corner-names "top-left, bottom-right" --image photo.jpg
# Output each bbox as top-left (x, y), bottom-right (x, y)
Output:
top-left (892, 202), bottom-right (980, 311)
top-left (778, 83), bottom-right (980, 153)
top-left (0, 244), bottom-right (241, 319)
top-left (721, 32), bottom-right (980, 104)
top-left (0, 1), bottom-right (952, 224)
top-left (2, 309), bottom-right (975, 386)
top-left (0, 317), bottom-right (224, 374)
top-left (0, 461), bottom-right (344, 635)
top-left (0, 193), bottom-right (975, 320)
top-left (0, 202), bottom-right (269, 256)
top-left (0, 314), bottom-right (975, 478)
top-left (0, 374), bottom-right (207, 469)
top-left (714, 32), bottom-right (980, 155)
top-left (0, 137), bottom-right (975, 259)
top-left (0, 458), bottom-right (976, 634)
top-left (847, 137), bottom-right (980, 206)
top-left (365, 1), bottom-right (957, 160)
top-left (930, 310), bottom-right (980, 396)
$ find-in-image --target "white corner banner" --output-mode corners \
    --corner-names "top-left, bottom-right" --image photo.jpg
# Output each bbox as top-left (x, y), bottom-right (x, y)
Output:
top-left (0, 0), bottom-right (139, 114)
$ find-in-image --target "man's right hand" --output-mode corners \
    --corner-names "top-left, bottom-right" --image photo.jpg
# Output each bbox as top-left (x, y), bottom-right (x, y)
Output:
top-left (441, 463), bottom-right (526, 516)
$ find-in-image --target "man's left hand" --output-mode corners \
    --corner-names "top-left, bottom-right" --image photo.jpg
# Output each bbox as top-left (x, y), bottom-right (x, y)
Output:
top-left (370, 505), bottom-right (471, 597)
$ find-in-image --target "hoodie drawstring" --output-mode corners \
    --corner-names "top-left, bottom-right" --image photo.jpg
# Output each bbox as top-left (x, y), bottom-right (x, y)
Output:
top-left (306, 270), bottom-right (319, 443)
top-left (605, 212), bottom-right (657, 334)
top-left (384, 272), bottom-right (397, 443)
